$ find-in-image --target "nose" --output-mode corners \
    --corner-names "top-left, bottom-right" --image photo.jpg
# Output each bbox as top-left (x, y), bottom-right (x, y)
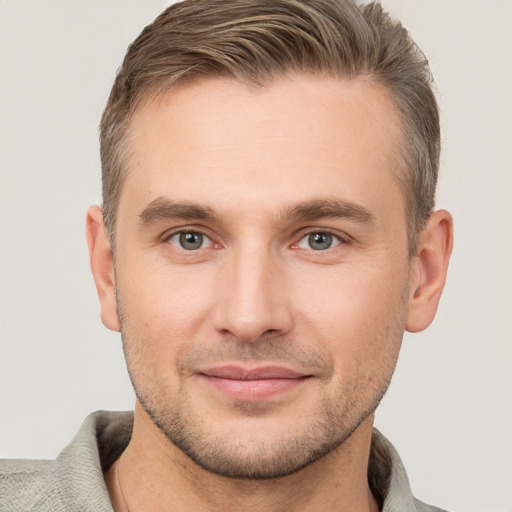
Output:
top-left (212, 246), bottom-right (293, 343)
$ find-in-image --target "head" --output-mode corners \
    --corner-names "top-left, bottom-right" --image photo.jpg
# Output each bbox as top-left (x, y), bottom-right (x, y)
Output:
top-left (88, 0), bottom-right (452, 481)
top-left (100, 0), bottom-right (440, 257)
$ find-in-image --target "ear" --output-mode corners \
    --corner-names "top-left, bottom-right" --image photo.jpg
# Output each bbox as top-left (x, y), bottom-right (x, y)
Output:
top-left (86, 206), bottom-right (120, 332)
top-left (406, 209), bottom-right (453, 333)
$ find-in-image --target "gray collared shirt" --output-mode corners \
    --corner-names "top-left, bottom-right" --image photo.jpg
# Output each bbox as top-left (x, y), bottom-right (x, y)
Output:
top-left (0, 411), bottom-right (449, 511)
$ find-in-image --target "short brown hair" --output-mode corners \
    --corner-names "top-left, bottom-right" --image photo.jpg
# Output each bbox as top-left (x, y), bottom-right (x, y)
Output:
top-left (100, 0), bottom-right (439, 255)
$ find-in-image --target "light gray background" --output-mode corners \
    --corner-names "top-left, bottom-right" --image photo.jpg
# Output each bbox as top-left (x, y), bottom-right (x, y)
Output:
top-left (1, 1), bottom-right (511, 511)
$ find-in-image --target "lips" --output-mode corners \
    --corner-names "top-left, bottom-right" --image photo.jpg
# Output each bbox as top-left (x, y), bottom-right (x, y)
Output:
top-left (201, 365), bottom-right (306, 380)
top-left (198, 365), bottom-right (311, 401)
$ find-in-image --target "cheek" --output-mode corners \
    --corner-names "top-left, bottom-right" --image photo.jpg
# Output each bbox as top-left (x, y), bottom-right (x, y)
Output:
top-left (292, 263), bottom-right (408, 362)
top-left (115, 260), bottom-right (218, 363)
top-left (118, 252), bottom-right (216, 317)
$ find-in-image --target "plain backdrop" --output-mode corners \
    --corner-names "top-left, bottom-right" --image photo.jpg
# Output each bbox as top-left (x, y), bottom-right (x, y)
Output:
top-left (0, 1), bottom-right (511, 511)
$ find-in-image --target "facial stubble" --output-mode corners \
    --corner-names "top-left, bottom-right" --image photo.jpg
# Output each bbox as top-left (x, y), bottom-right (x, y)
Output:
top-left (116, 285), bottom-right (408, 481)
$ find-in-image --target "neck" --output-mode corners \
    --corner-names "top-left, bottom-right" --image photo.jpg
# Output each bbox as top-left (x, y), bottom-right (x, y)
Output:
top-left (105, 403), bottom-right (379, 512)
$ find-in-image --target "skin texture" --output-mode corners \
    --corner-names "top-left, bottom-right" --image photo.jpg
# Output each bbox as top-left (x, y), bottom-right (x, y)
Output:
top-left (88, 74), bottom-right (453, 512)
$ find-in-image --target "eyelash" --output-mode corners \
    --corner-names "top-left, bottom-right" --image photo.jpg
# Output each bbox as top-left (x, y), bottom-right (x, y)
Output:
top-left (163, 227), bottom-right (350, 253)
top-left (293, 229), bottom-right (349, 251)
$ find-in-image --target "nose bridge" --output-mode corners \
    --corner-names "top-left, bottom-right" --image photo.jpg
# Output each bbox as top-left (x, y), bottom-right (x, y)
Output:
top-left (213, 240), bottom-right (292, 342)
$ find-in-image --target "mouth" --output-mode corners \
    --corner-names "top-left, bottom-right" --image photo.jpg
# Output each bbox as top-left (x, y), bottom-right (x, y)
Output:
top-left (198, 365), bottom-right (312, 401)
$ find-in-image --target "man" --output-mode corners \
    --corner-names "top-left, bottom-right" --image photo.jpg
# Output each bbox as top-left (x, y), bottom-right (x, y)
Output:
top-left (1, 0), bottom-right (453, 510)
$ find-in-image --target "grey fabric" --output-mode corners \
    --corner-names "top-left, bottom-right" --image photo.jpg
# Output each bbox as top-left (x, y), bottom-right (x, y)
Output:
top-left (0, 411), bottom-right (131, 512)
top-left (0, 411), bottom-right (449, 512)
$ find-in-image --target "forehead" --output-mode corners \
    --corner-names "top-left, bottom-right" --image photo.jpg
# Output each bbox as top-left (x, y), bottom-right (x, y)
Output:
top-left (120, 74), bottom-right (404, 222)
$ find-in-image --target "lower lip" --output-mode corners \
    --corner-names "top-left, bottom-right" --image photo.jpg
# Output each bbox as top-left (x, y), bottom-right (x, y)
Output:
top-left (202, 375), bottom-right (309, 401)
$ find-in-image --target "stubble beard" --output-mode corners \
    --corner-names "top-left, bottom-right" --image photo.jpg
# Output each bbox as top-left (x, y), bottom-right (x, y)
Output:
top-left (116, 293), bottom-right (407, 480)
top-left (119, 344), bottom-right (401, 480)
top-left (135, 375), bottom-right (387, 480)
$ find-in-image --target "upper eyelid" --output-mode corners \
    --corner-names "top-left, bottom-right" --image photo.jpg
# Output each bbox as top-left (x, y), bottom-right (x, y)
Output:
top-left (293, 227), bottom-right (352, 244)
top-left (293, 232), bottom-right (343, 250)
top-left (161, 226), bottom-right (215, 242)
top-left (167, 229), bottom-right (211, 239)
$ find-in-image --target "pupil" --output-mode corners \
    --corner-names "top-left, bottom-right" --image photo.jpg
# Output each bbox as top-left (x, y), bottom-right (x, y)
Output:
top-left (309, 233), bottom-right (332, 250)
top-left (180, 232), bottom-right (202, 250)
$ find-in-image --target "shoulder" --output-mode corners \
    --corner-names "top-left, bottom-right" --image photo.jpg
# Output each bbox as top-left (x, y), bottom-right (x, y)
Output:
top-left (413, 498), bottom-right (452, 512)
top-left (0, 411), bottom-right (132, 512)
top-left (371, 428), bottom-right (452, 512)
top-left (0, 458), bottom-right (63, 511)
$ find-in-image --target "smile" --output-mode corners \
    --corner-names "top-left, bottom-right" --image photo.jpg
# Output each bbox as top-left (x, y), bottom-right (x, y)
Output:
top-left (198, 365), bottom-right (312, 401)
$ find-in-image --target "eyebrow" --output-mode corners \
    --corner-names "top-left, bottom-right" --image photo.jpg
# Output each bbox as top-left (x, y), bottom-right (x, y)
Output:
top-left (139, 197), bottom-right (220, 226)
top-left (280, 199), bottom-right (375, 225)
top-left (138, 196), bottom-right (375, 227)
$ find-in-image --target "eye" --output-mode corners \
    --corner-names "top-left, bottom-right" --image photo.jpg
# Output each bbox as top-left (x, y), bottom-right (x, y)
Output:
top-left (297, 232), bottom-right (342, 251)
top-left (167, 231), bottom-right (213, 251)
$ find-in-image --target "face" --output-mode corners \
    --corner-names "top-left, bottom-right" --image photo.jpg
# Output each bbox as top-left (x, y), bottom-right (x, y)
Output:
top-left (111, 75), bottom-right (413, 478)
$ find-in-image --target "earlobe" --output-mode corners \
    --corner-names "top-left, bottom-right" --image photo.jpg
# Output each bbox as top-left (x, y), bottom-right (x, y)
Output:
top-left (406, 210), bottom-right (453, 333)
top-left (86, 206), bottom-right (120, 332)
